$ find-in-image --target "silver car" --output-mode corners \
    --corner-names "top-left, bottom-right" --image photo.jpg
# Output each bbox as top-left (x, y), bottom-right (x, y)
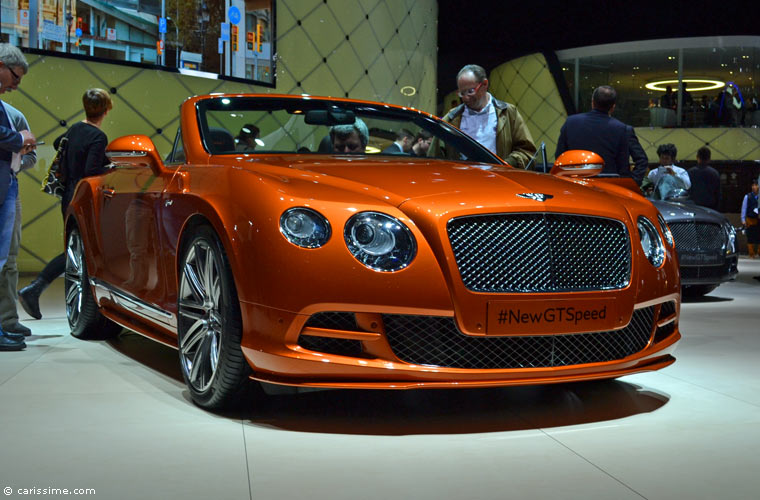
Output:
top-left (651, 194), bottom-right (738, 297)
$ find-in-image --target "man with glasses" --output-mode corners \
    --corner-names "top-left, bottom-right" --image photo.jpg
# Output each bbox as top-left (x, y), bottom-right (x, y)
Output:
top-left (442, 64), bottom-right (536, 168)
top-left (0, 44), bottom-right (37, 351)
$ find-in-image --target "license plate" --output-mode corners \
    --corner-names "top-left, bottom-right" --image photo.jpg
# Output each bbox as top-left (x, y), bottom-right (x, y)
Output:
top-left (487, 298), bottom-right (620, 335)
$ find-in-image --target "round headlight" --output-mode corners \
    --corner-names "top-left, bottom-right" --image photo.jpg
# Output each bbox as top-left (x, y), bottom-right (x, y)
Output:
top-left (280, 208), bottom-right (331, 248)
top-left (657, 214), bottom-right (674, 247)
top-left (344, 212), bottom-right (416, 272)
top-left (638, 216), bottom-right (665, 267)
top-left (723, 221), bottom-right (736, 255)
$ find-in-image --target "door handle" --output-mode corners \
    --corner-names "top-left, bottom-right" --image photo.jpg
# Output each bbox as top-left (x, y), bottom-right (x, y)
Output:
top-left (102, 187), bottom-right (115, 198)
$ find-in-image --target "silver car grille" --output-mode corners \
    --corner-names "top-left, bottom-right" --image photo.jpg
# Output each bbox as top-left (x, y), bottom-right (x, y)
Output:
top-left (447, 214), bottom-right (631, 292)
top-left (669, 222), bottom-right (725, 254)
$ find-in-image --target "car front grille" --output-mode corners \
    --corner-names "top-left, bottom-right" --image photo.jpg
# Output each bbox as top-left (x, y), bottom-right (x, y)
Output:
top-left (447, 214), bottom-right (631, 292)
top-left (384, 307), bottom-right (654, 369)
top-left (669, 222), bottom-right (725, 254)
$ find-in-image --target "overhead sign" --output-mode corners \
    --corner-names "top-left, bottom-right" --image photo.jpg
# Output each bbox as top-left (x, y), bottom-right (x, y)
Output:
top-left (228, 6), bottom-right (241, 25)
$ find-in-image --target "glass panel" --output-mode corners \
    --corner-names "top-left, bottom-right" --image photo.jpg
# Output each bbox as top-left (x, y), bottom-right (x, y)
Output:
top-left (557, 38), bottom-right (760, 128)
top-left (0, 0), bottom-right (275, 86)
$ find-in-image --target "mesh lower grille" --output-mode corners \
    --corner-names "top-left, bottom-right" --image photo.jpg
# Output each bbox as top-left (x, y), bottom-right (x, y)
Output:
top-left (681, 265), bottom-right (729, 280)
top-left (298, 335), bottom-right (364, 357)
top-left (384, 308), bottom-right (654, 369)
top-left (669, 222), bottom-right (725, 255)
top-left (304, 312), bottom-right (357, 331)
top-left (659, 300), bottom-right (676, 319)
top-left (447, 214), bottom-right (631, 292)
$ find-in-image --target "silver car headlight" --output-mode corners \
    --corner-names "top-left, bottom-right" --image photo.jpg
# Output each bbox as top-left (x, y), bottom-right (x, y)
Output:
top-left (280, 207), bottom-right (331, 248)
top-left (723, 221), bottom-right (736, 255)
top-left (344, 212), bottom-right (416, 272)
top-left (657, 213), bottom-right (674, 247)
top-left (638, 216), bottom-right (665, 267)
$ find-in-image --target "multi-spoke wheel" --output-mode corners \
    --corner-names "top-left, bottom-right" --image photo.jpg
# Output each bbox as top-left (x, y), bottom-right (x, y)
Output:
top-left (65, 227), bottom-right (121, 340)
top-left (178, 225), bottom-right (252, 410)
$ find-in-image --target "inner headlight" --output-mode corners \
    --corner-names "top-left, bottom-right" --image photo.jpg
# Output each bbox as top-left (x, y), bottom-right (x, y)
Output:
top-left (280, 207), bottom-right (331, 248)
top-left (344, 212), bottom-right (416, 271)
top-left (638, 216), bottom-right (665, 267)
top-left (723, 221), bottom-right (736, 255)
top-left (657, 213), bottom-right (674, 247)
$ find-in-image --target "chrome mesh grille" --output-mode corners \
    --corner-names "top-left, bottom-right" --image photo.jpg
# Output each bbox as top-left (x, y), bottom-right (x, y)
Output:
top-left (669, 222), bottom-right (724, 253)
top-left (384, 308), bottom-right (654, 369)
top-left (447, 214), bottom-right (631, 292)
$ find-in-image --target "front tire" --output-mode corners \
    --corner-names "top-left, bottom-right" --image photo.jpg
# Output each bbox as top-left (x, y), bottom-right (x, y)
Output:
top-left (682, 284), bottom-right (718, 298)
top-left (177, 225), bottom-right (253, 410)
top-left (65, 227), bottom-right (121, 340)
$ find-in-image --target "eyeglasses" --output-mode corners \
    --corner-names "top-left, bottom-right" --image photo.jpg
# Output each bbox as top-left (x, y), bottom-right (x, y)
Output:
top-left (457, 80), bottom-right (485, 98)
top-left (7, 66), bottom-right (21, 82)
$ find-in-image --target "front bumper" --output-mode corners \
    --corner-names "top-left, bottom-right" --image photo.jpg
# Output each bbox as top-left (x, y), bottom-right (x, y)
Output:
top-left (239, 297), bottom-right (681, 388)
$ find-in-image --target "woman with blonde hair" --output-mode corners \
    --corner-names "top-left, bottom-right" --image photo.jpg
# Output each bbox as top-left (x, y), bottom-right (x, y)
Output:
top-left (19, 88), bottom-right (113, 319)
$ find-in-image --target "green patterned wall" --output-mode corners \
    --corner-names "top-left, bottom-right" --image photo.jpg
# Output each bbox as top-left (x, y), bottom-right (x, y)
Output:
top-left (5, 0), bottom-right (438, 273)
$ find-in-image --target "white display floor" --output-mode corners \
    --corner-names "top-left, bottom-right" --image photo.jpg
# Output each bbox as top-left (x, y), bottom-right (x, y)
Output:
top-left (2, 259), bottom-right (760, 500)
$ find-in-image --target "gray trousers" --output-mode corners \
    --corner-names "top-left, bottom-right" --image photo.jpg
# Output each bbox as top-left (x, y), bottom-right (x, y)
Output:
top-left (0, 195), bottom-right (21, 328)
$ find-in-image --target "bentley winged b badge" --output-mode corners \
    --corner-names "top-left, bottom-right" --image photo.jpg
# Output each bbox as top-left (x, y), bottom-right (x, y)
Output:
top-left (516, 193), bottom-right (554, 202)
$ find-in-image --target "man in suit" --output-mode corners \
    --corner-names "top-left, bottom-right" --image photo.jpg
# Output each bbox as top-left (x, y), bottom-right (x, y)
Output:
top-left (382, 129), bottom-right (414, 154)
top-left (0, 101), bottom-right (36, 339)
top-left (555, 85), bottom-right (633, 180)
top-left (0, 44), bottom-right (37, 351)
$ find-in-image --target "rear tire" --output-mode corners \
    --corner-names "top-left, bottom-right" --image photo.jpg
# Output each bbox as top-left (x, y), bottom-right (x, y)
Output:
top-left (177, 225), bottom-right (254, 410)
top-left (65, 227), bottom-right (122, 340)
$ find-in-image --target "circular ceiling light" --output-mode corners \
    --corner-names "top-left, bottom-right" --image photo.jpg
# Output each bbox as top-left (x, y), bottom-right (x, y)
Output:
top-left (400, 85), bottom-right (416, 97)
top-left (645, 79), bottom-right (725, 92)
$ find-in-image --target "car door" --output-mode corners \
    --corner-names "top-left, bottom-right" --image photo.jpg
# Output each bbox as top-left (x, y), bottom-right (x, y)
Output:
top-left (96, 165), bottom-right (168, 305)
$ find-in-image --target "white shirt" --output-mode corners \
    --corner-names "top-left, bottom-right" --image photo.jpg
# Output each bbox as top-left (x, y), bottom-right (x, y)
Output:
top-left (647, 164), bottom-right (691, 190)
top-left (459, 93), bottom-right (497, 154)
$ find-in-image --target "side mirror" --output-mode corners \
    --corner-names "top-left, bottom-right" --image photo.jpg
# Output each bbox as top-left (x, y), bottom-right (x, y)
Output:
top-left (550, 150), bottom-right (604, 178)
top-left (107, 135), bottom-right (165, 174)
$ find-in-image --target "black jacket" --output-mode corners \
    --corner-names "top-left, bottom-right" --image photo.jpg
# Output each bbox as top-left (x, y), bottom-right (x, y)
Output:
top-left (556, 109), bottom-right (629, 178)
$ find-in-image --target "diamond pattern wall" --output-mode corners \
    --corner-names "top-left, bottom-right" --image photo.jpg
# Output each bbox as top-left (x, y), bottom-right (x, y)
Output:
top-left (5, 0), bottom-right (438, 272)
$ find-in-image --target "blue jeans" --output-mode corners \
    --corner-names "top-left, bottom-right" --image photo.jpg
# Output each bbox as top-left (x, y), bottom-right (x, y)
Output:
top-left (0, 175), bottom-right (18, 271)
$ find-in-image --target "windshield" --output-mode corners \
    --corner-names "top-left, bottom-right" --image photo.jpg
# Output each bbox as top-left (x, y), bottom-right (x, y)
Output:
top-left (195, 97), bottom-right (503, 165)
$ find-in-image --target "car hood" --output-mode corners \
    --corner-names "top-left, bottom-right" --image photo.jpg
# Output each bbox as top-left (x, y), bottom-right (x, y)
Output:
top-left (651, 199), bottom-right (726, 224)
top-left (247, 156), bottom-right (635, 219)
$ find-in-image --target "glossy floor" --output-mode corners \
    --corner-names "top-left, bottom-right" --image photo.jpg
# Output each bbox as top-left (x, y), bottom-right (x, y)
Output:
top-left (2, 261), bottom-right (760, 500)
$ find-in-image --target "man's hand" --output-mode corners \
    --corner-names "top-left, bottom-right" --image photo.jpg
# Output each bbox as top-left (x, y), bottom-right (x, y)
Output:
top-left (20, 129), bottom-right (36, 154)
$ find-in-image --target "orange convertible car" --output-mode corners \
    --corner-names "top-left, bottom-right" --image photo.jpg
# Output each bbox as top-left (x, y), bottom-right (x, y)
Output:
top-left (64, 94), bottom-right (681, 409)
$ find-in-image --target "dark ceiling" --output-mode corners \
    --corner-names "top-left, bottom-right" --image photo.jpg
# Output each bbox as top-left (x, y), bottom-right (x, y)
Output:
top-left (437, 0), bottom-right (759, 100)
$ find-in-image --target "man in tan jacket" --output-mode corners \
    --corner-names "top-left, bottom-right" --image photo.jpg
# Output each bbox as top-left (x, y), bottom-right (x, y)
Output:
top-left (442, 64), bottom-right (536, 168)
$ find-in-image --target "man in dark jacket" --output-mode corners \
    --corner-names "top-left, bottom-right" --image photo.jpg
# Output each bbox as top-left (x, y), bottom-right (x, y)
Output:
top-left (688, 146), bottom-right (721, 210)
top-left (556, 85), bottom-right (638, 182)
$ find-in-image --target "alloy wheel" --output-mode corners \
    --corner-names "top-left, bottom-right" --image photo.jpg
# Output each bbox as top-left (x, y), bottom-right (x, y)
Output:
top-left (178, 239), bottom-right (224, 392)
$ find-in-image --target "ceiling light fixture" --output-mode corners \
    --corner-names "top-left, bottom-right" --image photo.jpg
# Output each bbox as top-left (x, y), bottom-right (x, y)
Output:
top-left (645, 78), bottom-right (725, 92)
